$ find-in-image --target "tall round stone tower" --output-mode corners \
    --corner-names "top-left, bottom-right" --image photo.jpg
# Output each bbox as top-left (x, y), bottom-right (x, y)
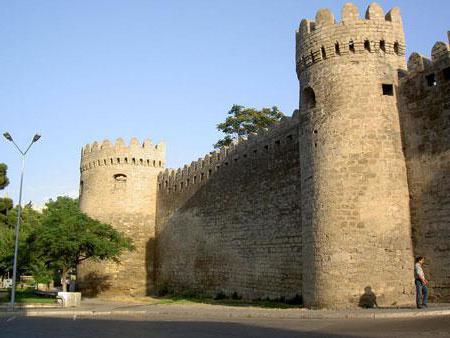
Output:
top-left (296, 3), bottom-right (414, 308)
top-left (77, 137), bottom-right (165, 297)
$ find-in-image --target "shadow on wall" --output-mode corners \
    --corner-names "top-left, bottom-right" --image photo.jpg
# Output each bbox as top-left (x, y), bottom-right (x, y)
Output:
top-left (146, 238), bottom-right (157, 296)
top-left (78, 272), bottom-right (111, 297)
top-left (397, 70), bottom-right (450, 303)
top-left (358, 286), bottom-right (378, 308)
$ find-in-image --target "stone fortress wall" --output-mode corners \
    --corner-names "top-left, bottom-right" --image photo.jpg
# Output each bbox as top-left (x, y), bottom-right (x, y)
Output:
top-left (78, 138), bottom-right (165, 296)
top-left (78, 3), bottom-right (450, 308)
top-left (398, 37), bottom-right (450, 302)
top-left (156, 115), bottom-right (302, 300)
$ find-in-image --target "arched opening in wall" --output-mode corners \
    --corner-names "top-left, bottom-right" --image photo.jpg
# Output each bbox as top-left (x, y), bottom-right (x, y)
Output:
top-left (132, 158), bottom-right (136, 165)
top-left (364, 40), bottom-right (371, 52)
top-left (321, 46), bottom-right (326, 59)
top-left (147, 159), bottom-right (150, 166)
top-left (335, 42), bottom-right (340, 55)
top-left (349, 40), bottom-right (355, 53)
top-left (79, 180), bottom-right (84, 195)
top-left (153, 160), bottom-right (156, 167)
top-left (125, 158), bottom-right (128, 164)
top-left (110, 158), bottom-right (113, 165)
top-left (140, 159), bottom-right (143, 165)
top-left (379, 40), bottom-right (386, 53)
top-left (159, 161), bottom-right (162, 167)
top-left (113, 173), bottom-right (127, 190)
top-left (394, 42), bottom-right (400, 55)
top-left (302, 87), bottom-right (316, 109)
top-left (104, 159), bottom-right (107, 165)
top-left (117, 158), bottom-right (120, 164)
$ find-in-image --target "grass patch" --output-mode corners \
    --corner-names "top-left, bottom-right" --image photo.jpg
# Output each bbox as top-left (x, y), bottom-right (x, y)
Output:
top-left (0, 288), bottom-right (57, 304)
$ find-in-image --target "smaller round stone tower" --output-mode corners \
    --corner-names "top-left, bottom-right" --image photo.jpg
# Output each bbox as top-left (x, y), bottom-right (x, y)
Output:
top-left (296, 3), bottom-right (414, 308)
top-left (77, 137), bottom-right (165, 297)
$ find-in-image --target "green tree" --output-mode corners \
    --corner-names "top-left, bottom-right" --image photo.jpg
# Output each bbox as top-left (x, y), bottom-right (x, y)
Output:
top-left (214, 105), bottom-right (285, 148)
top-left (0, 163), bottom-right (9, 190)
top-left (0, 203), bottom-right (41, 279)
top-left (29, 197), bottom-right (134, 292)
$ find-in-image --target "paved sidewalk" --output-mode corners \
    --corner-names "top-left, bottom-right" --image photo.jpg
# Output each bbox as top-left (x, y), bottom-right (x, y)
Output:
top-left (2, 298), bottom-right (450, 320)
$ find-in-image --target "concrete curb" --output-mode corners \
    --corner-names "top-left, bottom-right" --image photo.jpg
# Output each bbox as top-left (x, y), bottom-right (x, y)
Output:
top-left (6, 307), bottom-right (450, 320)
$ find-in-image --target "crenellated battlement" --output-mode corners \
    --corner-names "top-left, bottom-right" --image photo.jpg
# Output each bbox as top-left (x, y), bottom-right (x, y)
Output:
top-left (157, 114), bottom-right (299, 195)
top-left (80, 137), bottom-right (166, 172)
top-left (296, 3), bottom-right (405, 74)
top-left (405, 39), bottom-right (450, 74)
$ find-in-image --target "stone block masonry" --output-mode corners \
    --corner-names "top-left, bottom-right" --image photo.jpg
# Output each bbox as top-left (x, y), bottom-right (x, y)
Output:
top-left (77, 3), bottom-right (450, 308)
top-left (78, 138), bottom-right (165, 297)
top-left (156, 116), bottom-right (302, 300)
top-left (399, 38), bottom-right (450, 302)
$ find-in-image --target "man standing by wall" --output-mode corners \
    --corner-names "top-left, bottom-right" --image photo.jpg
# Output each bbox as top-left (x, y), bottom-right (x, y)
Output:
top-left (415, 256), bottom-right (429, 309)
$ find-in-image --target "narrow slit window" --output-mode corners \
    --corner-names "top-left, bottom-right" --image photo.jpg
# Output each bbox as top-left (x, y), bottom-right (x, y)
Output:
top-left (426, 73), bottom-right (437, 87)
top-left (321, 46), bottom-right (326, 59)
top-left (364, 40), bottom-right (371, 52)
top-left (382, 84), bottom-right (394, 96)
top-left (335, 42), bottom-right (340, 55)
top-left (349, 40), bottom-right (355, 53)
top-left (379, 40), bottom-right (386, 52)
top-left (394, 42), bottom-right (400, 55)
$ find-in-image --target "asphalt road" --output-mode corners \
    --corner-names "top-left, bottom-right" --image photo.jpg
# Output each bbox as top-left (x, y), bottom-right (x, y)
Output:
top-left (1, 314), bottom-right (449, 338)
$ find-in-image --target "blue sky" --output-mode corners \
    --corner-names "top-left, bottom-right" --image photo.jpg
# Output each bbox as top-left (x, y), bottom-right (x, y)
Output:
top-left (1, 0), bottom-right (448, 207)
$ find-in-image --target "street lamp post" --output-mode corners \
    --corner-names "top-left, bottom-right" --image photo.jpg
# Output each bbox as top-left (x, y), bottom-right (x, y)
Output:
top-left (3, 132), bottom-right (41, 311)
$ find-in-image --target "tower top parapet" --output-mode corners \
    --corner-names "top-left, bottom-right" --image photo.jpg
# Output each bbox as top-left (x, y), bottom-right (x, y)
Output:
top-left (296, 3), bottom-right (406, 74)
top-left (80, 137), bottom-right (166, 172)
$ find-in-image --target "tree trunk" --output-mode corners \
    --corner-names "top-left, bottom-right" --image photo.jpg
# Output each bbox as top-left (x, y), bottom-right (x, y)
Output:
top-left (62, 267), bottom-right (68, 292)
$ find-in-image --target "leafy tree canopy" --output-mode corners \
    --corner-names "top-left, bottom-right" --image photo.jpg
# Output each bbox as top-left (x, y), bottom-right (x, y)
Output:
top-left (0, 163), bottom-right (9, 190)
top-left (214, 105), bottom-right (284, 148)
top-left (0, 203), bottom-right (41, 278)
top-left (28, 196), bottom-right (134, 291)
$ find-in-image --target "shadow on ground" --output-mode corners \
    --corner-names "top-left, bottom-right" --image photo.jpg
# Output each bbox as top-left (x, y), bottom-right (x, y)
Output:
top-left (2, 315), bottom-right (450, 338)
top-left (0, 316), bottom-right (355, 338)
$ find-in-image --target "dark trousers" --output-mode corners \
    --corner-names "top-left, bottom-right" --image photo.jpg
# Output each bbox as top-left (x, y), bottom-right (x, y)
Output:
top-left (415, 279), bottom-right (428, 307)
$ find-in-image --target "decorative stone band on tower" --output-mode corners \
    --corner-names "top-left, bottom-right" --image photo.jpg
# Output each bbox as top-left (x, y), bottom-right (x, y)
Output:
top-left (77, 137), bottom-right (165, 297)
top-left (296, 3), bottom-right (414, 308)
